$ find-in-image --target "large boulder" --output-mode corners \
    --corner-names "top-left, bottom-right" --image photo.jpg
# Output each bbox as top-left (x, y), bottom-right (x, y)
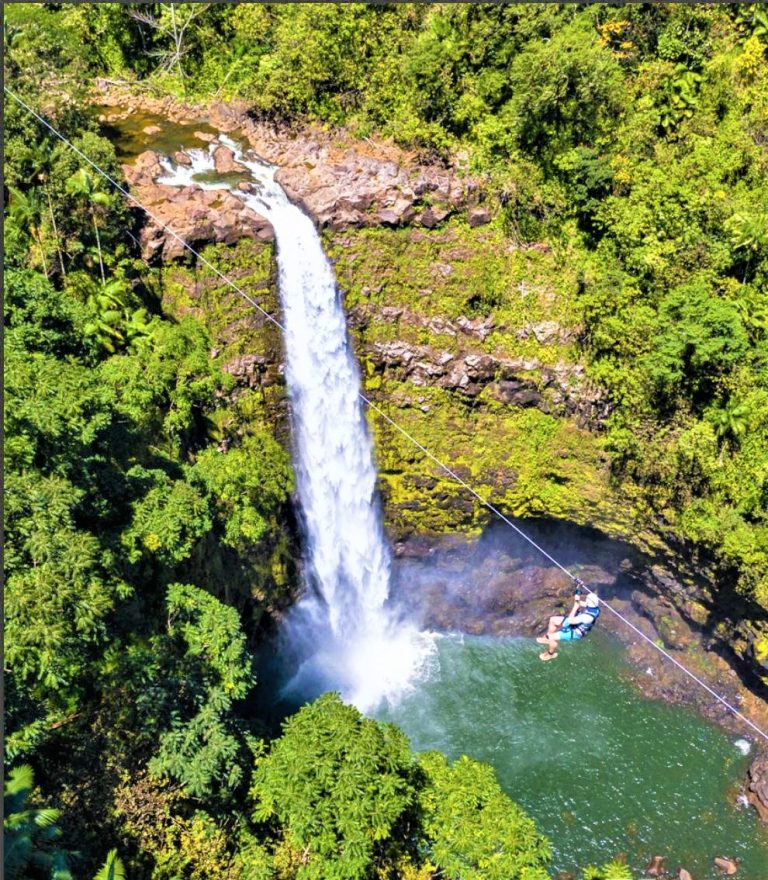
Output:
top-left (213, 145), bottom-right (247, 174)
top-left (747, 753), bottom-right (768, 822)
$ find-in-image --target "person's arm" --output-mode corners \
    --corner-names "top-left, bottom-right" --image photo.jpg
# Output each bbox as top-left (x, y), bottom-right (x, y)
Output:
top-left (566, 598), bottom-right (583, 625)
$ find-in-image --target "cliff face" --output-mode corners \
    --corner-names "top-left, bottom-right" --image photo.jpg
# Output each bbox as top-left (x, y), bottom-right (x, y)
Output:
top-left (325, 222), bottom-right (635, 541)
top-left (160, 225), bottom-right (639, 553)
top-left (103, 91), bottom-right (768, 744)
top-left (100, 85), bottom-right (637, 548)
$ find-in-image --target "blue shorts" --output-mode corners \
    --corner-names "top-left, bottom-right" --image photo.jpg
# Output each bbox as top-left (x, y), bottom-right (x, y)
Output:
top-left (557, 624), bottom-right (582, 642)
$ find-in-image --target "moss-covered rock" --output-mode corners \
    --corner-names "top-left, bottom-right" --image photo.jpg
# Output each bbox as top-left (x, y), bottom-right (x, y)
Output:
top-left (160, 238), bottom-right (279, 361)
top-left (320, 221), bottom-right (660, 553)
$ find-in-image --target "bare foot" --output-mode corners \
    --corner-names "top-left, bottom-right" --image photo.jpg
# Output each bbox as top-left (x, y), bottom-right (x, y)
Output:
top-left (539, 651), bottom-right (558, 661)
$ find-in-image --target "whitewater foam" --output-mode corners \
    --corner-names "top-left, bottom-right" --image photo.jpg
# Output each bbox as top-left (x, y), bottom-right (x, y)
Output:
top-left (159, 138), bottom-right (436, 712)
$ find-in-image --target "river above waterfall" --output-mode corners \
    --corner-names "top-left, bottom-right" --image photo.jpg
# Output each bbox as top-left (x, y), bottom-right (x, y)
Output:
top-left (378, 630), bottom-right (768, 879)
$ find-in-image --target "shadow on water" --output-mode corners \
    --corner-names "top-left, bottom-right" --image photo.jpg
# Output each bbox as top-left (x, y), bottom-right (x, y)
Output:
top-left (252, 631), bottom-right (313, 737)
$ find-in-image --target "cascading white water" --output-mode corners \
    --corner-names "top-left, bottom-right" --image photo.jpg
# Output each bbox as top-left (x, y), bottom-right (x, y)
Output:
top-left (158, 138), bottom-right (435, 711)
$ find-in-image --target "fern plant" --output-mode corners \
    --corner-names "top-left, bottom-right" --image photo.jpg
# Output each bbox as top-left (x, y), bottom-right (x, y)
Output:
top-left (582, 860), bottom-right (634, 880)
top-left (92, 849), bottom-right (126, 880)
top-left (3, 764), bottom-right (72, 880)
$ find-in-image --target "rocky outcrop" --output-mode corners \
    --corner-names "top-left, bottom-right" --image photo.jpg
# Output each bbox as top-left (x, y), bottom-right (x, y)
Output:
top-left (122, 149), bottom-right (274, 261)
top-left (350, 303), bottom-right (495, 342)
top-left (206, 100), bottom-right (486, 231)
top-left (369, 338), bottom-right (609, 425)
top-left (221, 353), bottom-right (283, 390)
top-left (517, 321), bottom-right (575, 345)
top-left (94, 83), bottom-right (490, 233)
top-left (747, 753), bottom-right (768, 822)
top-left (271, 157), bottom-right (472, 231)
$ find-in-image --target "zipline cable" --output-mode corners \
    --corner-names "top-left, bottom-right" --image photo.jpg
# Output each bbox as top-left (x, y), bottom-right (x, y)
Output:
top-left (8, 85), bottom-right (768, 745)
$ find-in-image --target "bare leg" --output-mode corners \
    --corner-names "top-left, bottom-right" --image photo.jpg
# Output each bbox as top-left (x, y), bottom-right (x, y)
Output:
top-left (539, 635), bottom-right (559, 661)
top-left (547, 615), bottom-right (565, 636)
top-left (537, 615), bottom-right (565, 644)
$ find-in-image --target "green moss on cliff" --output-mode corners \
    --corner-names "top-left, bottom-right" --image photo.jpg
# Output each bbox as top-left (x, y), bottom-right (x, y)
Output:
top-left (326, 221), bottom-right (668, 550)
top-left (365, 377), bottom-right (658, 549)
top-left (158, 239), bottom-right (289, 444)
top-left (325, 220), bottom-right (582, 367)
top-left (160, 238), bottom-right (280, 364)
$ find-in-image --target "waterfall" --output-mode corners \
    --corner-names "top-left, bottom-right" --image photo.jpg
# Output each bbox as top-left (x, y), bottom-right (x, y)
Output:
top-left (158, 138), bottom-right (435, 711)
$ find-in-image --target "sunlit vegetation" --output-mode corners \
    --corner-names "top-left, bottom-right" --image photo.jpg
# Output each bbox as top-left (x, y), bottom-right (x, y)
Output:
top-left (5, 3), bottom-right (768, 878)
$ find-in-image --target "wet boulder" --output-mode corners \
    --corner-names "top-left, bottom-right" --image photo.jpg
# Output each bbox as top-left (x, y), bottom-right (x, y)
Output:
top-left (645, 855), bottom-right (666, 876)
top-left (714, 856), bottom-right (740, 875)
top-left (213, 145), bottom-right (247, 174)
top-left (122, 149), bottom-right (274, 260)
top-left (129, 149), bottom-right (164, 181)
top-left (747, 752), bottom-right (768, 822)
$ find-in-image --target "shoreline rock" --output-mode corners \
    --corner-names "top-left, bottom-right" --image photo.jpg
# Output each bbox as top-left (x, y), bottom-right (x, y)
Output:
top-left (747, 753), bottom-right (768, 823)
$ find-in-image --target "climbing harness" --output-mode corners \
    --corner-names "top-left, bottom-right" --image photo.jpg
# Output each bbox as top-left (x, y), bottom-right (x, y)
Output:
top-left (8, 86), bottom-right (767, 745)
top-left (572, 605), bottom-right (600, 639)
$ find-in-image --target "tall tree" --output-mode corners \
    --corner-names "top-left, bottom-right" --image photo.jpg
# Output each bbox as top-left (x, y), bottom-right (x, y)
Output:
top-left (65, 168), bottom-right (110, 285)
top-left (127, 3), bottom-right (211, 94)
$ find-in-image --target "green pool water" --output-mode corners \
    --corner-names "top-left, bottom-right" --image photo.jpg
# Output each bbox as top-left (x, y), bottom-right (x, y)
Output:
top-left (90, 105), bottom-right (218, 161)
top-left (378, 630), bottom-right (768, 879)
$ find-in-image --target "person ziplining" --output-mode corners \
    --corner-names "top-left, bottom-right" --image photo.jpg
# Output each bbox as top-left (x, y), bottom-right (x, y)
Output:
top-left (537, 585), bottom-right (601, 661)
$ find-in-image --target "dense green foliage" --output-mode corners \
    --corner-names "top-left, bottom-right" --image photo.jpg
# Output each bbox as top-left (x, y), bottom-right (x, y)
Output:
top-left (28, 1), bottom-right (766, 616)
top-left (6, 3), bottom-right (767, 878)
top-left (4, 11), bottom-right (293, 872)
top-left (252, 695), bottom-right (420, 880)
top-left (250, 694), bottom-right (551, 880)
top-left (4, 764), bottom-right (72, 880)
top-left (417, 752), bottom-right (551, 880)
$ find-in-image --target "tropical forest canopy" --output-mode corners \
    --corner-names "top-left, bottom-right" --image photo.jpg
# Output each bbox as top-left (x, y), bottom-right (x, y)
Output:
top-left (3, 3), bottom-right (768, 880)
